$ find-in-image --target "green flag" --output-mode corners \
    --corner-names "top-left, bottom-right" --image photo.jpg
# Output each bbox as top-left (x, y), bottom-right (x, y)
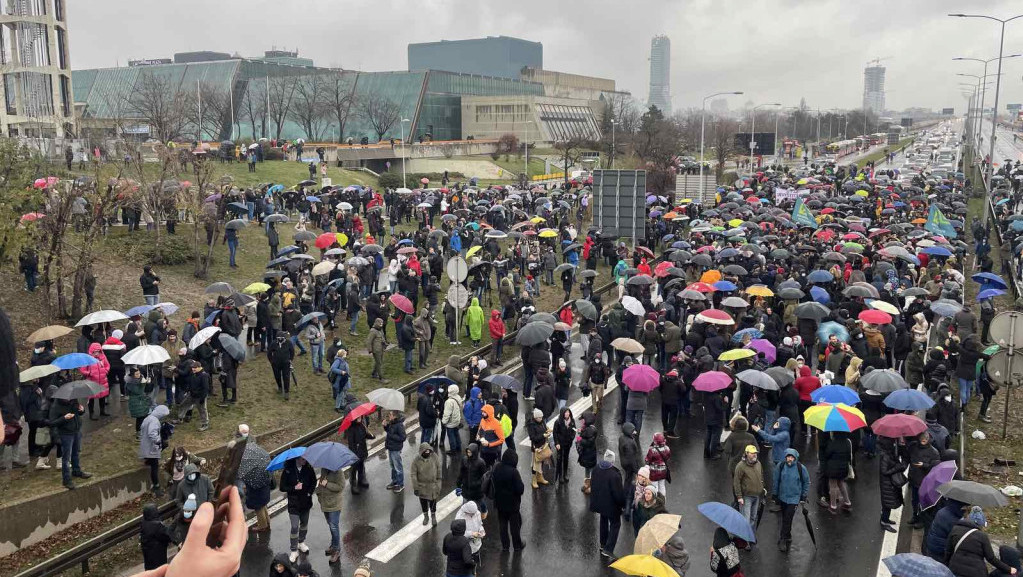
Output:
top-left (791, 197), bottom-right (818, 229)
top-left (924, 204), bottom-right (957, 239)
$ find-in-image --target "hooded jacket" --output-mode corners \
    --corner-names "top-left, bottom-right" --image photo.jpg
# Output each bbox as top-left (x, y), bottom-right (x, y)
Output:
top-left (140, 503), bottom-right (173, 569)
top-left (926, 499), bottom-right (965, 558)
top-left (492, 450), bottom-right (524, 513)
top-left (478, 404), bottom-right (506, 449)
top-left (280, 460), bottom-right (317, 514)
top-left (773, 448), bottom-right (810, 505)
top-left (488, 310), bottom-right (505, 340)
top-left (81, 342), bottom-right (111, 398)
top-left (457, 443), bottom-right (487, 501)
top-left (410, 443), bottom-right (442, 501)
top-left (444, 355), bottom-right (466, 389)
top-left (174, 463), bottom-right (213, 507)
top-left (465, 297), bottom-right (484, 341)
top-left (442, 386), bottom-right (463, 428)
top-left (577, 413), bottom-right (598, 469)
top-left (618, 422), bottom-right (642, 474)
top-left (793, 366), bottom-right (820, 401)
top-left (138, 405), bottom-right (169, 460)
top-left (443, 519), bottom-right (475, 575)
top-left (657, 531), bottom-right (691, 576)
top-left (462, 387), bottom-right (484, 428)
top-left (757, 416), bottom-right (792, 464)
top-left (269, 553), bottom-right (297, 577)
top-left (945, 519), bottom-right (1012, 577)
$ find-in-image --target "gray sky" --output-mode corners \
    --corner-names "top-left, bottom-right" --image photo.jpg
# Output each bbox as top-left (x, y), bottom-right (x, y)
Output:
top-left (70, 0), bottom-right (1023, 114)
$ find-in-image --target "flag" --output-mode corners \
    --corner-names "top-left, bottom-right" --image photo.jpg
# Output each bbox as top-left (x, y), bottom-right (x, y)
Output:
top-left (925, 204), bottom-right (957, 239)
top-left (791, 197), bottom-right (818, 229)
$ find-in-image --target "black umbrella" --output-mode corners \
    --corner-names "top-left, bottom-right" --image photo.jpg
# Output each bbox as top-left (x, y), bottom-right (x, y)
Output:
top-left (53, 380), bottom-right (104, 400)
top-left (225, 219), bottom-right (246, 230)
top-left (627, 275), bottom-right (655, 286)
top-left (294, 230), bottom-right (317, 242)
top-left (205, 282), bottom-right (235, 295)
top-left (554, 263), bottom-right (576, 275)
top-left (562, 243), bottom-right (582, 254)
top-left (802, 504), bottom-right (817, 548)
top-left (515, 321), bottom-right (554, 346)
top-left (579, 269), bottom-right (598, 279)
top-left (238, 441), bottom-right (272, 489)
top-left (227, 202), bottom-right (248, 215)
top-left (217, 334), bottom-right (246, 362)
top-left (297, 179), bottom-right (315, 187)
top-left (794, 302), bottom-right (830, 320)
top-left (574, 299), bottom-right (598, 321)
top-left (529, 312), bottom-right (559, 325)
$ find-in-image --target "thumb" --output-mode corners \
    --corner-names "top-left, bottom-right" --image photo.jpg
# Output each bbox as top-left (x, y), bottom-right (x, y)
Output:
top-left (180, 501), bottom-right (214, 552)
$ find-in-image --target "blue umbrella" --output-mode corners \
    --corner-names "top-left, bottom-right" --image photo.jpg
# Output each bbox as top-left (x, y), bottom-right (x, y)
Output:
top-left (697, 501), bottom-right (756, 542)
top-left (921, 246), bottom-right (952, 258)
top-left (306, 196), bottom-right (321, 203)
top-left (397, 239), bottom-right (414, 246)
top-left (418, 375), bottom-right (456, 393)
top-left (884, 388), bottom-right (935, 411)
top-left (1012, 221), bottom-right (1023, 232)
top-left (731, 328), bottom-right (763, 342)
top-left (713, 280), bottom-right (738, 292)
top-left (268, 184), bottom-right (285, 194)
top-left (203, 310), bottom-right (221, 328)
top-left (266, 446), bottom-right (307, 472)
top-left (971, 272), bottom-right (1007, 289)
top-left (882, 554), bottom-right (953, 577)
top-left (124, 304), bottom-right (154, 318)
top-left (810, 285), bottom-right (830, 304)
top-left (817, 321), bottom-right (850, 343)
top-left (811, 385), bottom-right (860, 405)
top-left (977, 288), bottom-right (1006, 301)
top-left (53, 352), bottom-right (99, 370)
top-left (717, 248), bottom-right (739, 260)
top-left (277, 245), bottom-right (301, 256)
top-left (302, 442), bottom-right (358, 471)
top-left (807, 270), bottom-right (834, 283)
top-left (930, 299), bottom-right (963, 318)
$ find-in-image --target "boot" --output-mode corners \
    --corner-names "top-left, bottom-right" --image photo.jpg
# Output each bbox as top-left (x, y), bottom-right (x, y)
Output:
top-left (537, 471), bottom-right (549, 485)
top-left (422, 514), bottom-right (430, 526)
top-left (35, 457), bottom-right (51, 470)
top-left (531, 472), bottom-right (539, 489)
top-left (431, 511), bottom-right (437, 526)
top-left (582, 478), bottom-right (591, 494)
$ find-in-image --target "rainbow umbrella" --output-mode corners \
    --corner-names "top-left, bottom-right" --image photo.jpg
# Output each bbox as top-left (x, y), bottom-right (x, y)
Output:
top-left (803, 403), bottom-right (866, 432)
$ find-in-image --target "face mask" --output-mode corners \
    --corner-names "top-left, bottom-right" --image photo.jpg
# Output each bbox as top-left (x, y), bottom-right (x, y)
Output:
top-left (188, 473), bottom-right (198, 482)
top-left (944, 395), bottom-right (951, 402)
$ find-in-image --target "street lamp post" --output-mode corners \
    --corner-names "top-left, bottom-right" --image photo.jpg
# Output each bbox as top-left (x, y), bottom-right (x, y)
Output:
top-left (950, 12), bottom-right (1023, 222)
top-left (700, 91), bottom-right (743, 200)
top-left (749, 103), bottom-right (781, 170)
top-left (400, 118), bottom-right (410, 189)
top-left (958, 75), bottom-right (997, 154)
top-left (954, 54), bottom-right (1021, 156)
top-left (610, 119), bottom-right (617, 169)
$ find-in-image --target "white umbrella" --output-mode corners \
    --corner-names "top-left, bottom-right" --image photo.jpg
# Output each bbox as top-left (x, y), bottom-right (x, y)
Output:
top-left (621, 295), bottom-right (645, 316)
top-left (154, 302), bottom-right (179, 315)
top-left (336, 202), bottom-right (353, 211)
top-left (312, 261), bottom-right (335, 276)
top-left (75, 309), bottom-right (129, 327)
top-left (366, 388), bottom-right (405, 411)
top-left (20, 364), bottom-right (59, 383)
top-left (188, 326), bottom-right (221, 350)
top-left (122, 344), bottom-right (171, 366)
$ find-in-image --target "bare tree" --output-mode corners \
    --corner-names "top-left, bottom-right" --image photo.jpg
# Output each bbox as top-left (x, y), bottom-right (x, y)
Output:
top-left (599, 93), bottom-right (639, 167)
top-left (709, 116), bottom-right (740, 181)
top-left (186, 82), bottom-right (232, 141)
top-left (238, 82), bottom-right (267, 140)
top-left (0, 139), bottom-right (45, 265)
top-left (125, 143), bottom-right (177, 253)
top-left (554, 137), bottom-right (588, 186)
top-left (359, 92), bottom-right (402, 141)
top-left (324, 70), bottom-right (357, 143)
top-left (267, 77), bottom-right (297, 141)
top-left (289, 75), bottom-right (328, 141)
top-left (126, 71), bottom-right (191, 142)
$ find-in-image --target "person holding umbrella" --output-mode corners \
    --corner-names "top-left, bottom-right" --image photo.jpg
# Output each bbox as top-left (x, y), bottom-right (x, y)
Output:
top-left (314, 459), bottom-right (345, 565)
top-left (280, 456), bottom-right (316, 563)
top-left (344, 412), bottom-right (372, 495)
top-left (772, 448), bottom-right (810, 553)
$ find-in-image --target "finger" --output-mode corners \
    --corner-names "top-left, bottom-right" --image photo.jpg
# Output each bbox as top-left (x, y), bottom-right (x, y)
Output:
top-left (220, 486), bottom-right (248, 556)
top-left (209, 500), bottom-right (231, 546)
top-left (180, 501), bottom-right (214, 552)
top-left (131, 565), bottom-right (169, 577)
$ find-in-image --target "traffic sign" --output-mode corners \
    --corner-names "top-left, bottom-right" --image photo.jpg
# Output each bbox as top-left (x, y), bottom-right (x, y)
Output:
top-left (446, 285), bottom-right (469, 308)
top-left (986, 350), bottom-right (1023, 386)
top-left (989, 311), bottom-right (1023, 349)
top-left (446, 257), bottom-right (468, 283)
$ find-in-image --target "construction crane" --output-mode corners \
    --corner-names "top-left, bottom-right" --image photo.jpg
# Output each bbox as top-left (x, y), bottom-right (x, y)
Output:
top-left (867, 56), bottom-right (892, 67)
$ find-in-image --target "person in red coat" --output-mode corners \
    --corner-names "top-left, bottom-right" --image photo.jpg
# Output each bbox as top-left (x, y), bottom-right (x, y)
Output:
top-left (793, 365), bottom-right (820, 436)
top-left (637, 258), bottom-right (652, 277)
top-left (644, 432), bottom-right (672, 495)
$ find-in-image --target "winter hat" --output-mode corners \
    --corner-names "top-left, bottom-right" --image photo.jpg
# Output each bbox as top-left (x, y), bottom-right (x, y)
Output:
top-left (638, 465), bottom-right (651, 479)
top-left (969, 506), bottom-right (987, 528)
top-left (667, 370), bottom-right (678, 377)
top-left (447, 384), bottom-right (459, 396)
top-left (532, 408), bottom-right (543, 419)
top-left (112, 329), bottom-right (123, 339)
top-left (602, 449), bottom-right (616, 464)
top-left (783, 337), bottom-right (793, 347)
top-left (477, 359), bottom-right (487, 370)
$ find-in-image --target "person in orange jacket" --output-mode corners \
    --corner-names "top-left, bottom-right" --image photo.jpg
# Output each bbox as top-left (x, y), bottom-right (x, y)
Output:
top-left (477, 404), bottom-right (506, 468)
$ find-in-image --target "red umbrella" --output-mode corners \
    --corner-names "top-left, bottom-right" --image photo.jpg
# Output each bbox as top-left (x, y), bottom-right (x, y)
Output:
top-left (622, 364), bottom-right (660, 393)
top-left (858, 310), bottom-right (892, 325)
top-left (315, 233), bottom-right (338, 249)
top-left (654, 261), bottom-right (673, 278)
top-left (635, 246), bottom-right (654, 258)
top-left (693, 371), bottom-right (732, 392)
top-left (871, 414), bottom-right (926, 438)
top-left (389, 294), bottom-right (414, 314)
top-left (339, 402), bottom-right (378, 432)
top-left (20, 212), bottom-right (45, 222)
top-left (697, 309), bottom-right (734, 325)
top-left (686, 282), bottom-right (716, 293)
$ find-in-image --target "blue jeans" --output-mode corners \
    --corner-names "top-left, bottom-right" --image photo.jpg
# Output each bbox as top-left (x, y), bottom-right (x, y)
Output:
top-left (159, 374), bottom-right (173, 405)
top-left (349, 310), bottom-right (360, 333)
top-left (739, 495), bottom-right (761, 527)
top-left (323, 510), bottom-right (340, 550)
top-left (388, 450), bottom-right (404, 487)
top-left (246, 201), bottom-right (255, 220)
top-left (290, 334), bottom-right (306, 354)
top-left (310, 342), bottom-right (323, 371)
top-left (144, 295), bottom-right (158, 306)
top-left (227, 237), bottom-right (238, 266)
top-left (404, 348), bottom-right (413, 372)
top-left (421, 427), bottom-right (434, 444)
top-left (959, 378), bottom-right (974, 407)
top-left (59, 432), bottom-right (82, 483)
top-left (24, 270), bottom-right (36, 291)
top-left (446, 426), bottom-right (462, 453)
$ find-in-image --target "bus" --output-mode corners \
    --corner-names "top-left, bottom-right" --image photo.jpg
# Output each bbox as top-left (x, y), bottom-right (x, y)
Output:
top-left (826, 139), bottom-right (858, 158)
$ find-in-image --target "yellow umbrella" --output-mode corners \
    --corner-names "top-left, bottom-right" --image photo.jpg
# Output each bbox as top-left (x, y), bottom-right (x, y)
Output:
top-left (854, 189), bottom-right (869, 197)
top-left (465, 245), bottom-right (483, 258)
top-left (868, 300), bottom-right (899, 315)
top-left (634, 514), bottom-right (683, 555)
top-left (727, 218), bottom-right (744, 228)
top-left (610, 554), bottom-right (680, 577)
top-left (530, 216), bottom-right (546, 224)
top-left (242, 282), bottom-right (271, 295)
top-left (336, 232), bottom-right (349, 246)
top-left (719, 348), bottom-right (755, 361)
top-left (538, 229), bottom-right (558, 238)
top-left (746, 285), bottom-right (774, 297)
top-left (678, 198), bottom-right (693, 204)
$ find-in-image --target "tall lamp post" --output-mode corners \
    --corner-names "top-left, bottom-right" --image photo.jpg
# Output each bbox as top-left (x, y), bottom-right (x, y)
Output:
top-left (400, 118), bottom-right (410, 189)
top-left (610, 119), bottom-right (617, 169)
top-left (749, 103), bottom-right (781, 170)
top-left (958, 74), bottom-right (997, 153)
top-left (949, 12), bottom-right (1023, 222)
top-left (699, 91), bottom-right (743, 199)
top-left (954, 55), bottom-right (1020, 157)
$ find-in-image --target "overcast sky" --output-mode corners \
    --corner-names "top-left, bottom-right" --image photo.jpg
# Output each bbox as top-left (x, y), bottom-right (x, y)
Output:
top-left (70, 0), bottom-right (1023, 115)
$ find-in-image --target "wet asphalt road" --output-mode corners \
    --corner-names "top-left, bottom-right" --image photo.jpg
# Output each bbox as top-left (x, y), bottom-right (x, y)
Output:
top-left (238, 343), bottom-right (888, 577)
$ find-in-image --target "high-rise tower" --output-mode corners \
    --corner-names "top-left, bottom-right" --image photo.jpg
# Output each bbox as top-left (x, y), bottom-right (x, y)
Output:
top-left (648, 35), bottom-right (671, 114)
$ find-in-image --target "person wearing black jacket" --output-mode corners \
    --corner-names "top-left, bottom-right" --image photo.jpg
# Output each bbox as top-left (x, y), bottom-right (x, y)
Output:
top-left (532, 368), bottom-right (556, 420)
top-left (268, 332), bottom-right (295, 399)
top-left (417, 387), bottom-right (439, 445)
top-left (140, 502), bottom-right (172, 569)
top-left (47, 397), bottom-right (89, 489)
top-left (492, 449), bottom-right (525, 551)
top-left (344, 417), bottom-right (372, 494)
top-left (590, 449), bottom-right (626, 558)
top-left (280, 457), bottom-right (316, 563)
top-left (256, 294), bottom-right (270, 351)
top-left (659, 370), bottom-right (681, 438)
top-left (618, 422), bottom-right (641, 517)
top-left (704, 390), bottom-right (726, 459)
top-left (140, 266), bottom-right (160, 306)
top-left (457, 443), bottom-right (487, 512)
top-left (443, 519), bottom-right (476, 577)
top-left (908, 431), bottom-right (941, 526)
top-left (383, 411), bottom-right (407, 492)
top-left (219, 301), bottom-right (243, 338)
top-left (552, 408), bottom-right (576, 483)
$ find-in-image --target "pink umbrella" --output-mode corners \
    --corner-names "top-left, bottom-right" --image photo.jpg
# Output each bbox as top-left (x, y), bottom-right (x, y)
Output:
top-left (871, 414), bottom-right (927, 438)
top-left (388, 294), bottom-right (414, 315)
top-left (622, 364), bottom-right (660, 393)
top-left (693, 371), bottom-right (732, 392)
top-left (32, 178), bottom-right (47, 189)
top-left (746, 339), bottom-right (776, 364)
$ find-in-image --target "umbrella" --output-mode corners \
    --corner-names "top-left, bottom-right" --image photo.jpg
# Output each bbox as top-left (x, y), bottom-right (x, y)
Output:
top-left (154, 302), bottom-right (179, 316)
top-left (693, 371), bottom-right (732, 393)
top-left (882, 553), bottom-right (954, 577)
top-left (528, 312), bottom-right (559, 325)
top-left (124, 305), bottom-right (155, 318)
top-left (266, 447), bottom-right (307, 472)
top-left (53, 353), bottom-right (99, 370)
top-left (302, 442), bottom-right (358, 471)
top-left (622, 364), bottom-right (660, 392)
top-left (803, 403), bottom-right (866, 432)
top-left (972, 272), bottom-right (1007, 289)
top-left (807, 270), bottom-right (834, 283)
top-left (389, 294), bottom-right (414, 314)
top-left (621, 296), bottom-right (645, 316)
top-left (226, 202), bottom-right (248, 215)
top-left (217, 334), bottom-right (246, 362)
top-left (574, 299), bottom-right (598, 321)
top-left (75, 309), bottom-right (129, 327)
top-left (766, 366), bottom-right (795, 387)
top-left (811, 385), bottom-right (860, 405)
top-left (721, 296), bottom-right (750, 308)
top-left (859, 309), bottom-right (892, 325)
top-left (719, 348), bottom-right (755, 361)
top-left (20, 364), bottom-right (59, 383)
top-left (483, 374), bottom-right (522, 392)
top-left (713, 280), bottom-right (738, 292)
top-left (930, 299), bottom-right (963, 318)
top-left (417, 376), bottom-right (456, 394)
top-left (188, 326), bottom-right (221, 350)
top-left (266, 214), bottom-right (290, 224)
top-left (920, 461), bottom-right (959, 510)
top-left (809, 286), bottom-right (830, 304)
top-left (516, 322), bottom-right (555, 346)
top-left (794, 302), bottom-right (829, 320)
top-left (315, 233), bottom-right (338, 249)
top-left (205, 282), bottom-right (235, 296)
top-left (366, 388), bottom-right (406, 411)
top-left (579, 270), bottom-right (599, 279)
top-left (554, 263), bottom-right (576, 276)
top-left (627, 275), bottom-right (655, 286)
top-left (26, 325), bottom-right (73, 343)
top-left (746, 339), bottom-right (776, 364)
top-left (737, 369), bottom-right (779, 391)
top-left (731, 328), bottom-right (763, 342)
top-left (52, 380), bottom-right (104, 400)
top-left (225, 219), bottom-right (246, 230)
top-left (339, 402), bottom-right (378, 432)
top-left (938, 480), bottom-right (1009, 508)
top-left (697, 309), bottom-right (734, 325)
top-left (871, 414), bottom-right (927, 438)
top-left (884, 389), bottom-right (935, 411)
top-left (312, 261), bottom-right (335, 276)
top-left (611, 338), bottom-right (645, 354)
top-left (243, 282), bottom-right (271, 295)
top-left (610, 555), bottom-right (681, 577)
top-left (977, 288), bottom-right (1006, 301)
top-left (633, 514), bottom-right (683, 555)
top-left (802, 504), bottom-right (817, 549)
top-left (818, 321), bottom-right (850, 343)
top-left (296, 312), bottom-right (326, 330)
top-left (868, 300), bottom-right (900, 315)
top-left (777, 287), bottom-right (805, 300)
top-left (860, 369), bottom-right (909, 393)
top-left (697, 501), bottom-right (756, 542)
top-left (746, 285), bottom-right (774, 297)
top-left (122, 345), bottom-right (171, 366)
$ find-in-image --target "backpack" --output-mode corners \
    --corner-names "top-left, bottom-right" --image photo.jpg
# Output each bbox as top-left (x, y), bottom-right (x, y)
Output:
top-left (481, 462), bottom-right (497, 500)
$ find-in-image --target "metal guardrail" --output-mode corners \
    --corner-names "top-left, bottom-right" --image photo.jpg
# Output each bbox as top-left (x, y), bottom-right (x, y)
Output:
top-left (15, 254), bottom-right (660, 577)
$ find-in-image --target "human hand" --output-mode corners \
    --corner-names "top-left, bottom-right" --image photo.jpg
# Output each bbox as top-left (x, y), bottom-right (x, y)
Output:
top-left (737, 498), bottom-right (744, 506)
top-left (294, 482), bottom-right (303, 491)
top-left (64, 413), bottom-right (74, 420)
top-left (164, 486), bottom-right (246, 577)
top-left (555, 444), bottom-right (561, 451)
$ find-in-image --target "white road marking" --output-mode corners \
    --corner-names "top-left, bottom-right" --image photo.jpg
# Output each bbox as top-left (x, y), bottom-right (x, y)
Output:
top-left (875, 484), bottom-right (908, 577)
top-left (365, 491), bottom-right (463, 563)
top-left (519, 377), bottom-right (620, 446)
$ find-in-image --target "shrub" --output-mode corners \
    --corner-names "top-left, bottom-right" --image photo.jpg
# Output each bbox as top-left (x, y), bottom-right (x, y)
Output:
top-left (264, 147), bottom-right (285, 161)
top-left (378, 172), bottom-right (402, 189)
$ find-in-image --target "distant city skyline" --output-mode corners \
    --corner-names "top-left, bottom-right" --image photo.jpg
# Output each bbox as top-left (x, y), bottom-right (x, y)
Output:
top-left (648, 35), bottom-right (671, 114)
